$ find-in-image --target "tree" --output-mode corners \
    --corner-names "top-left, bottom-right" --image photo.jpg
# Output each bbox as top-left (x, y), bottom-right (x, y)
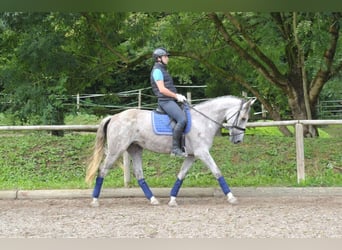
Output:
top-left (0, 13), bottom-right (135, 130)
top-left (1, 12), bottom-right (341, 138)
top-left (204, 12), bottom-right (342, 137)
top-left (0, 13), bottom-right (77, 135)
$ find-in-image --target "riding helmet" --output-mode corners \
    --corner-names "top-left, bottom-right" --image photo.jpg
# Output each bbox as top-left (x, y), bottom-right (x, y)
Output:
top-left (152, 47), bottom-right (170, 61)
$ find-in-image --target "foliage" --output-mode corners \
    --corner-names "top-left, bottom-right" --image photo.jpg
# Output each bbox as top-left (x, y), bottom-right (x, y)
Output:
top-left (320, 78), bottom-right (342, 100)
top-left (0, 12), bottom-right (341, 137)
top-left (0, 13), bottom-right (79, 127)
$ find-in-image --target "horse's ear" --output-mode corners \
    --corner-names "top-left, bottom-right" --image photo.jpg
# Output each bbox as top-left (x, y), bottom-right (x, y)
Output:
top-left (250, 97), bottom-right (257, 105)
top-left (246, 97), bottom-right (257, 106)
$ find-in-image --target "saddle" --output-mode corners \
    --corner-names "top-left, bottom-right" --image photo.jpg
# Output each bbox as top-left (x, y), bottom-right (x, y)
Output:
top-left (151, 105), bottom-right (192, 136)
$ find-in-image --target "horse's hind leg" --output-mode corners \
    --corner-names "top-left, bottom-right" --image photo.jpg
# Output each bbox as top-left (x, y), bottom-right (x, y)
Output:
top-left (168, 156), bottom-right (196, 207)
top-left (91, 152), bottom-right (121, 207)
top-left (127, 144), bottom-right (159, 205)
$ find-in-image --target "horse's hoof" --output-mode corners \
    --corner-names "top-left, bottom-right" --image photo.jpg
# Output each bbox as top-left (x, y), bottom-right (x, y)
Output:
top-left (228, 196), bottom-right (238, 205)
top-left (150, 196), bottom-right (160, 205)
top-left (227, 193), bottom-right (238, 205)
top-left (168, 200), bottom-right (178, 207)
top-left (168, 197), bottom-right (178, 207)
top-left (90, 198), bottom-right (99, 207)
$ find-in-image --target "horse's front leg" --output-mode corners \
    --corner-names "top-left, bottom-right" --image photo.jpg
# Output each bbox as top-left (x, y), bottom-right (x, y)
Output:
top-left (127, 144), bottom-right (159, 205)
top-left (197, 150), bottom-right (238, 205)
top-left (168, 156), bottom-right (196, 207)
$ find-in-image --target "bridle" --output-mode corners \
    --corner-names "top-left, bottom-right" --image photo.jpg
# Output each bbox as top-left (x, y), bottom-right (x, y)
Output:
top-left (223, 101), bottom-right (246, 136)
top-left (186, 100), bottom-right (246, 137)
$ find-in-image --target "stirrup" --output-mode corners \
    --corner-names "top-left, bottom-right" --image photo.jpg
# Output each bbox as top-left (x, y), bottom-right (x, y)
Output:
top-left (171, 148), bottom-right (188, 157)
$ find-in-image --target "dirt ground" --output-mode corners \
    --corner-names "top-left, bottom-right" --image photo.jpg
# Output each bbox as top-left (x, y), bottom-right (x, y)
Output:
top-left (0, 195), bottom-right (341, 238)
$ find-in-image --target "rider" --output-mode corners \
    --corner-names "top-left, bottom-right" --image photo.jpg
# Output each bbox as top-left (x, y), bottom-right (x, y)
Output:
top-left (150, 47), bottom-right (188, 157)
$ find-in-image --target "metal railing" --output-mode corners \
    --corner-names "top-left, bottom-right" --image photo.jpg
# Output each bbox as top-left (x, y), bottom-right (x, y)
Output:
top-left (317, 99), bottom-right (342, 119)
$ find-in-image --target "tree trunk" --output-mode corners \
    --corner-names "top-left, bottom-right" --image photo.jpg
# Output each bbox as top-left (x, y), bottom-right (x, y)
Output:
top-left (51, 107), bottom-right (65, 137)
top-left (292, 12), bottom-right (316, 137)
top-left (287, 86), bottom-right (318, 137)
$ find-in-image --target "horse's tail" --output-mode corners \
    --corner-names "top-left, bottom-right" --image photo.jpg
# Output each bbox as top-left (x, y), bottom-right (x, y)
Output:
top-left (85, 116), bottom-right (112, 185)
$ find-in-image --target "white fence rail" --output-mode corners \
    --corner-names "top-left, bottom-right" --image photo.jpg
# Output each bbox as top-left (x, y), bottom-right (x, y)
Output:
top-left (1, 120), bottom-right (341, 184)
top-left (0, 125), bottom-right (98, 132)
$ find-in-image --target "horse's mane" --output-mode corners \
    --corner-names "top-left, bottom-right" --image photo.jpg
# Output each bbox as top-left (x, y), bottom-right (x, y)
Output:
top-left (193, 95), bottom-right (242, 108)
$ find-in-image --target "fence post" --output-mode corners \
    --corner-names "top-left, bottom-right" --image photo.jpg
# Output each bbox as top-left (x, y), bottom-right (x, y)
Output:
top-left (187, 92), bottom-right (192, 105)
top-left (138, 89), bottom-right (142, 109)
top-left (295, 123), bottom-right (305, 183)
top-left (77, 93), bottom-right (80, 114)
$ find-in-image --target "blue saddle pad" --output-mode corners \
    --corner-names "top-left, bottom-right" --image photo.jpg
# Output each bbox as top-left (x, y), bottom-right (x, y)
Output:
top-left (152, 106), bottom-right (191, 135)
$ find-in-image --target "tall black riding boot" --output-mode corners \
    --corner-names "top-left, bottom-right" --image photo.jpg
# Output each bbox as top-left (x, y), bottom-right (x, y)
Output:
top-left (171, 123), bottom-right (187, 157)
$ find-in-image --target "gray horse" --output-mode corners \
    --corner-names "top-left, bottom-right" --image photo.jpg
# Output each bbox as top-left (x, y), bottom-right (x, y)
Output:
top-left (86, 95), bottom-right (256, 206)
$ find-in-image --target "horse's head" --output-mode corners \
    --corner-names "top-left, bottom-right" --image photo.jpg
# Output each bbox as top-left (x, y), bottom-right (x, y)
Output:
top-left (224, 97), bottom-right (256, 144)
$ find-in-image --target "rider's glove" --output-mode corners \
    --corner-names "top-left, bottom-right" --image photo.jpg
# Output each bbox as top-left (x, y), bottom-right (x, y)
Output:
top-left (175, 94), bottom-right (187, 103)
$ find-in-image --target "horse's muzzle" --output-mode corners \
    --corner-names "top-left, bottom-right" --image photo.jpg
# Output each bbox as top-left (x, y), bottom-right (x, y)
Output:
top-left (230, 136), bottom-right (243, 144)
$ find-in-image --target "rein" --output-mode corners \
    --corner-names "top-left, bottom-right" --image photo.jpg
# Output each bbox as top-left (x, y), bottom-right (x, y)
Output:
top-left (187, 103), bottom-right (223, 128)
top-left (185, 100), bottom-right (246, 135)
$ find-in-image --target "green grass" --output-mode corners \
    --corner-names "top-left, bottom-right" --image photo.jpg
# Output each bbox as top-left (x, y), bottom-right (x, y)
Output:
top-left (0, 125), bottom-right (341, 190)
top-left (0, 113), bottom-right (341, 189)
top-left (65, 113), bottom-right (103, 125)
top-left (0, 133), bottom-right (94, 189)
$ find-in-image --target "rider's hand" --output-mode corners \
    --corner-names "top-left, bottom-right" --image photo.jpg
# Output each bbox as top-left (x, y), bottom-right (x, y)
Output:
top-left (175, 94), bottom-right (187, 103)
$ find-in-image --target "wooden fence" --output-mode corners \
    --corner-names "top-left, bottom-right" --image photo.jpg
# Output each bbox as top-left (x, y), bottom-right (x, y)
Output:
top-left (1, 120), bottom-right (341, 185)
